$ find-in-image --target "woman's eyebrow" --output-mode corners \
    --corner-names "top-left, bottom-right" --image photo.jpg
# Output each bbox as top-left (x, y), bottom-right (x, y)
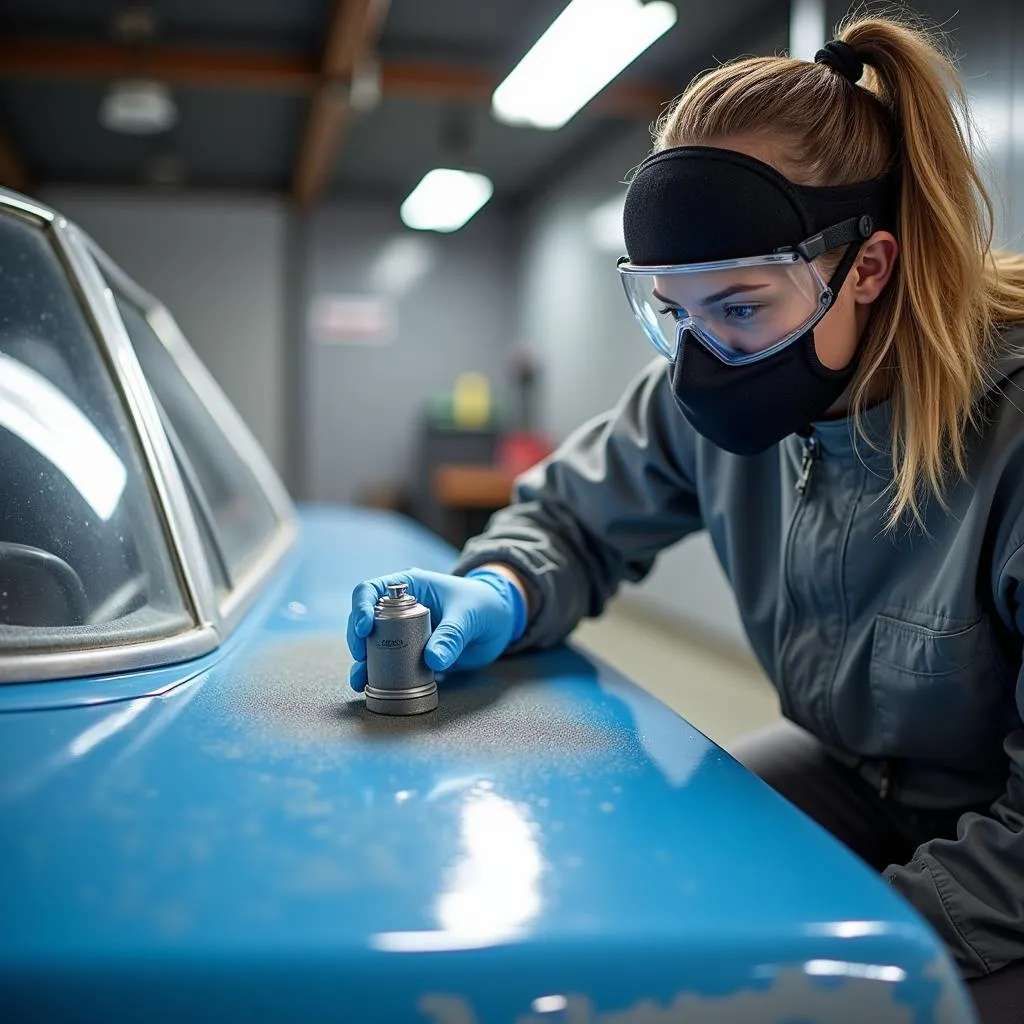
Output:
top-left (652, 288), bottom-right (680, 307)
top-left (652, 282), bottom-right (770, 308)
top-left (699, 283), bottom-right (770, 305)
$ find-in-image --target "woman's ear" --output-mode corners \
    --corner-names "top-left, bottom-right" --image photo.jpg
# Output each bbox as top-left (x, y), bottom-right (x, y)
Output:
top-left (851, 230), bottom-right (899, 305)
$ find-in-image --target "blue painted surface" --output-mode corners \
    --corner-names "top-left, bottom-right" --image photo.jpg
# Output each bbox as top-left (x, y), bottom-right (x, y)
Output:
top-left (0, 507), bottom-right (975, 1023)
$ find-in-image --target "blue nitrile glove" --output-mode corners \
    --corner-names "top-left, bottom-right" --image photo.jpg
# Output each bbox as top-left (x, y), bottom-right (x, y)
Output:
top-left (347, 567), bottom-right (527, 692)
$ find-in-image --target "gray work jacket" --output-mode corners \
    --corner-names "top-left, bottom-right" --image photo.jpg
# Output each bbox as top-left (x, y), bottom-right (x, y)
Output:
top-left (453, 333), bottom-right (1024, 978)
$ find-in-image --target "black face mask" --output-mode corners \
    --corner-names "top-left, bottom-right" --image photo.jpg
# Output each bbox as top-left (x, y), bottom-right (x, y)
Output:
top-left (621, 146), bottom-right (897, 455)
top-left (669, 251), bottom-right (862, 456)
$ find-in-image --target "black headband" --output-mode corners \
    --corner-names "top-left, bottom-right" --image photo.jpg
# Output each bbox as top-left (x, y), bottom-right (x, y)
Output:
top-left (814, 39), bottom-right (864, 84)
top-left (623, 145), bottom-right (897, 266)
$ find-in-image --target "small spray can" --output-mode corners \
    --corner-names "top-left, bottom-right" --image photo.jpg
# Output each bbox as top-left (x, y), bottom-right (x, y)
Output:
top-left (364, 583), bottom-right (438, 716)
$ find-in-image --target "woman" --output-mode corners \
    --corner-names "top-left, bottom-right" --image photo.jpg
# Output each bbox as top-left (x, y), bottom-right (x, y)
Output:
top-left (347, 15), bottom-right (1024, 1019)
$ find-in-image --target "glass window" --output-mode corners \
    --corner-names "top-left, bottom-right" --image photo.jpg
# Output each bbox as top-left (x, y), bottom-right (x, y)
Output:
top-left (166, 425), bottom-right (231, 597)
top-left (0, 212), bottom-right (191, 652)
top-left (110, 291), bottom-right (279, 582)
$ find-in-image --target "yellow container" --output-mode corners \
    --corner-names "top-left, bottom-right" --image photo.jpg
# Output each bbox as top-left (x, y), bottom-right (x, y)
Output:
top-left (451, 372), bottom-right (491, 429)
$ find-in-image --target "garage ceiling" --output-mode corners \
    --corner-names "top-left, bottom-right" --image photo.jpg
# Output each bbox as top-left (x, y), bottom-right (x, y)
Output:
top-left (0, 0), bottom-right (788, 204)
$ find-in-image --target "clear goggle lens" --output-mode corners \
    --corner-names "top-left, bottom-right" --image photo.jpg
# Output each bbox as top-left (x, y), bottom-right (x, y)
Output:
top-left (618, 253), bottom-right (832, 366)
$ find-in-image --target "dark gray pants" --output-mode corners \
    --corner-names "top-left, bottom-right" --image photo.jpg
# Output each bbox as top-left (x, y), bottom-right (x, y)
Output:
top-left (732, 720), bottom-right (1024, 1024)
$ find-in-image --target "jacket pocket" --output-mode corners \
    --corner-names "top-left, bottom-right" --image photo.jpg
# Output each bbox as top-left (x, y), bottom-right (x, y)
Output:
top-left (869, 613), bottom-right (994, 758)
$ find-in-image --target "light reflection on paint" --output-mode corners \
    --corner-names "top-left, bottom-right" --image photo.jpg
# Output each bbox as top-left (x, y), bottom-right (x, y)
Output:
top-left (372, 782), bottom-right (543, 953)
top-left (68, 699), bottom-right (148, 758)
top-left (804, 959), bottom-right (907, 983)
top-left (532, 994), bottom-right (569, 1013)
top-left (435, 787), bottom-right (542, 936)
top-left (805, 920), bottom-right (889, 939)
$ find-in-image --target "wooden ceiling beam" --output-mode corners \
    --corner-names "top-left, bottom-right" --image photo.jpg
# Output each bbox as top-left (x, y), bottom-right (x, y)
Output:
top-left (291, 85), bottom-right (351, 206)
top-left (0, 40), bottom-right (319, 93)
top-left (0, 38), bottom-right (671, 121)
top-left (292, 0), bottom-right (390, 207)
top-left (322, 0), bottom-right (388, 77)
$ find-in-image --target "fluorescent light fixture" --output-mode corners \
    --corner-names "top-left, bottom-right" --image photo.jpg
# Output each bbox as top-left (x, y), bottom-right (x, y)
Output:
top-left (789, 0), bottom-right (826, 62)
top-left (0, 352), bottom-right (127, 521)
top-left (368, 234), bottom-right (435, 295)
top-left (587, 190), bottom-right (627, 251)
top-left (491, 0), bottom-right (677, 130)
top-left (400, 169), bottom-right (494, 233)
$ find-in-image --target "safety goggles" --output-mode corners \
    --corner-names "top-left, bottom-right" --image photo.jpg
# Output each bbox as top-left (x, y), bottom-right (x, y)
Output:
top-left (617, 250), bottom-right (834, 367)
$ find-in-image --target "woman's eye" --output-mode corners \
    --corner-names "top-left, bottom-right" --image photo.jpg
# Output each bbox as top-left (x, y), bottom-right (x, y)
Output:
top-left (723, 304), bottom-right (759, 323)
top-left (657, 306), bottom-right (685, 319)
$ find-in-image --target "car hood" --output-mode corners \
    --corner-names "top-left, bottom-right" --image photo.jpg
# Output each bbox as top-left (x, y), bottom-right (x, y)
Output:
top-left (0, 507), bottom-right (969, 1023)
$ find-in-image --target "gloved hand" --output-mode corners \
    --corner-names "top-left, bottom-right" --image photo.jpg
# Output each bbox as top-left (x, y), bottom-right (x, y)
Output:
top-left (346, 567), bottom-right (527, 692)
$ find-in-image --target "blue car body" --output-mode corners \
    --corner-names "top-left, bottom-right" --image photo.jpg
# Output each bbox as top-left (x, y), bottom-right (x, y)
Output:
top-left (0, 508), bottom-right (975, 1023)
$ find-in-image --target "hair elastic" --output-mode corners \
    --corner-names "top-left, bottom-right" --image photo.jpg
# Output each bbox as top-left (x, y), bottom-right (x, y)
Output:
top-left (815, 39), bottom-right (864, 84)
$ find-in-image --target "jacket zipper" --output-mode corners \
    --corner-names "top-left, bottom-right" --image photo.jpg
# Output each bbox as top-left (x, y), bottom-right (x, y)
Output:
top-left (795, 434), bottom-right (820, 496)
top-left (777, 433), bottom-right (822, 721)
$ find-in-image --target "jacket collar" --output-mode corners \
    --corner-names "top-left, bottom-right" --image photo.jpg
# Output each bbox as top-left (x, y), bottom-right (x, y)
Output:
top-left (806, 398), bottom-right (892, 465)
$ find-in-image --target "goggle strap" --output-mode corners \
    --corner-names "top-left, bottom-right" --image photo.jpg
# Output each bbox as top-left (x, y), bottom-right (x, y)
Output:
top-left (794, 216), bottom-right (875, 261)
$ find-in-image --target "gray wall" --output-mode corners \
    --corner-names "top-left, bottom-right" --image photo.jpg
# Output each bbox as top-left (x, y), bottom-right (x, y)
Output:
top-left (39, 188), bottom-right (289, 475)
top-left (301, 202), bottom-right (516, 508)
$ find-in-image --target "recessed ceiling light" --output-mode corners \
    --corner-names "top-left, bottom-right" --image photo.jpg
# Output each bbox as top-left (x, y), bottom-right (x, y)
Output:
top-left (400, 169), bottom-right (494, 233)
top-left (99, 80), bottom-right (177, 135)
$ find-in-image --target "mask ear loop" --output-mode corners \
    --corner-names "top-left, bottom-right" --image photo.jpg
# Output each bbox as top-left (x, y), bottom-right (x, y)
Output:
top-left (801, 232), bottom-right (873, 380)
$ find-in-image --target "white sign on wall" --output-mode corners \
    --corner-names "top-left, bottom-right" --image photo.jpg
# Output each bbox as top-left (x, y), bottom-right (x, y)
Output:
top-left (309, 294), bottom-right (395, 345)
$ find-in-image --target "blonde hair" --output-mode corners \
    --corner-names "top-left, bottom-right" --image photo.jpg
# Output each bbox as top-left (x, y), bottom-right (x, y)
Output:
top-left (655, 12), bottom-right (1024, 528)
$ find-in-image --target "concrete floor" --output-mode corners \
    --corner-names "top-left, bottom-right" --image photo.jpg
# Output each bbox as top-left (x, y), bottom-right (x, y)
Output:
top-left (571, 598), bottom-right (780, 751)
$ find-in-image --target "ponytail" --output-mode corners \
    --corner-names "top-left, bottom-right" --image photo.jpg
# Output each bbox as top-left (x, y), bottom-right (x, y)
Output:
top-left (839, 16), bottom-right (1024, 526)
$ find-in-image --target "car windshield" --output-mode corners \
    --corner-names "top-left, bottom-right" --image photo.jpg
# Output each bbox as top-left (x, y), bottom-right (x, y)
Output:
top-left (0, 211), bottom-right (192, 653)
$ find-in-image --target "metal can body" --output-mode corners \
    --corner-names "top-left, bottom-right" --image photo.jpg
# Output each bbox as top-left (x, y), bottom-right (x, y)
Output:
top-left (365, 585), bottom-right (437, 715)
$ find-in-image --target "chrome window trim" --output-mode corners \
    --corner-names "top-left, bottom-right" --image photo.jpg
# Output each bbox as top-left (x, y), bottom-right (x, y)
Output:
top-left (0, 193), bottom-right (55, 223)
top-left (0, 626), bottom-right (219, 685)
